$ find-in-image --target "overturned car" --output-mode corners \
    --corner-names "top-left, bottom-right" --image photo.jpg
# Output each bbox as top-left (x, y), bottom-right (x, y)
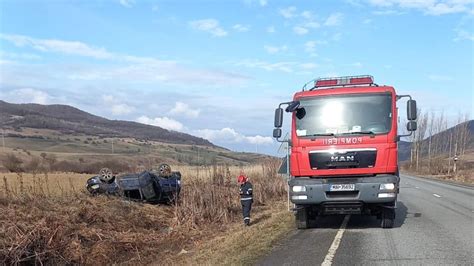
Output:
top-left (86, 164), bottom-right (181, 204)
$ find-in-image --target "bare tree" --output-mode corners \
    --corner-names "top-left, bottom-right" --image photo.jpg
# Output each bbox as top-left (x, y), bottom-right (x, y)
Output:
top-left (427, 112), bottom-right (435, 173)
top-left (411, 109), bottom-right (428, 171)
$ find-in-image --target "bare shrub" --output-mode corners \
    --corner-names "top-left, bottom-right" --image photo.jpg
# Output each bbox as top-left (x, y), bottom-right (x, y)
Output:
top-left (176, 161), bottom-right (287, 227)
top-left (24, 157), bottom-right (44, 174)
top-left (2, 154), bottom-right (24, 173)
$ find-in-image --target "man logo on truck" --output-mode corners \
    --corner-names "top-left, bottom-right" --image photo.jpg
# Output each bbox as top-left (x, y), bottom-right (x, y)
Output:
top-left (273, 75), bottom-right (418, 229)
top-left (331, 155), bottom-right (354, 162)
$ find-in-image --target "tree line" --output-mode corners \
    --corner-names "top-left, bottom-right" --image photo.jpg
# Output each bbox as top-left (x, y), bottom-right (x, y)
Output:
top-left (405, 110), bottom-right (471, 175)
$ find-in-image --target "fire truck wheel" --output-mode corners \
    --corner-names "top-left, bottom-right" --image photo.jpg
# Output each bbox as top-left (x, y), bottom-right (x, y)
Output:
top-left (381, 208), bottom-right (395, 228)
top-left (296, 206), bottom-right (309, 229)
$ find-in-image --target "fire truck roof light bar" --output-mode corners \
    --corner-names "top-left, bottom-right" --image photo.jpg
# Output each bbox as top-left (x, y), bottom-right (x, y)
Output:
top-left (310, 75), bottom-right (375, 90)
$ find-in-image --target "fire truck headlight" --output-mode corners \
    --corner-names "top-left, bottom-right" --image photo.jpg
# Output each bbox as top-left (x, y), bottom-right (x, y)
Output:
top-left (292, 185), bottom-right (306, 192)
top-left (380, 183), bottom-right (396, 191)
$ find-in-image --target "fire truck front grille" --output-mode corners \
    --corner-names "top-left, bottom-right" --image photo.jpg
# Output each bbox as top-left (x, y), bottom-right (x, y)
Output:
top-left (309, 149), bottom-right (377, 170)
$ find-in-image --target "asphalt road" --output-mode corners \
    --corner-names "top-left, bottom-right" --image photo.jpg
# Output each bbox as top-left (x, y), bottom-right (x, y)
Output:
top-left (257, 174), bottom-right (474, 265)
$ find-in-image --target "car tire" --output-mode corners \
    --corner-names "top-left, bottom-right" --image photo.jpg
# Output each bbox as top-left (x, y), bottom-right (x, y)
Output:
top-left (99, 168), bottom-right (114, 183)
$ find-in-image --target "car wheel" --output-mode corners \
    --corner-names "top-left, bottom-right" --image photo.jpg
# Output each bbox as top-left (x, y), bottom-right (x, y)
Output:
top-left (99, 168), bottom-right (114, 183)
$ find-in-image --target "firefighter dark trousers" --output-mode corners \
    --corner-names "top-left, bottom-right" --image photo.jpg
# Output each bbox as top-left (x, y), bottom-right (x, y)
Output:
top-left (241, 199), bottom-right (252, 224)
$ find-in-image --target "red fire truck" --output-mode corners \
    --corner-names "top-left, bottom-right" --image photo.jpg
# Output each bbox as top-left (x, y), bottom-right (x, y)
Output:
top-left (273, 75), bottom-right (417, 229)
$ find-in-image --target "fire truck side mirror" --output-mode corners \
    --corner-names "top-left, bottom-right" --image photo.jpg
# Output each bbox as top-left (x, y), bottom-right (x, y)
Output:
top-left (407, 100), bottom-right (417, 121)
top-left (273, 128), bottom-right (282, 138)
top-left (407, 121), bottom-right (417, 131)
top-left (274, 108), bottom-right (283, 128)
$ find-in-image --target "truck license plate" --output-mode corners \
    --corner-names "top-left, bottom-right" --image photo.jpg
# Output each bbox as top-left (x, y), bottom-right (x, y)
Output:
top-left (330, 184), bottom-right (355, 191)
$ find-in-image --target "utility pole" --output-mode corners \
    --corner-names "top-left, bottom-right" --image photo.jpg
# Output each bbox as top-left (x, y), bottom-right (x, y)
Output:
top-left (453, 143), bottom-right (458, 174)
top-left (111, 138), bottom-right (114, 154)
top-left (197, 148), bottom-right (200, 178)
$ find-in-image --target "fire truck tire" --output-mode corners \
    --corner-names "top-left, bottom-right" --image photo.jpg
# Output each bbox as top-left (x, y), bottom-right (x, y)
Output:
top-left (381, 208), bottom-right (395, 228)
top-left (296, 206), bottom-right (309, 229)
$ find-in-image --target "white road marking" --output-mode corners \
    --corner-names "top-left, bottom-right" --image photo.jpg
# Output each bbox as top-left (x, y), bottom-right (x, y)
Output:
top-left (321, 215), bottom-right (350, 266)
top-left (415, 186), bottom-right (419, 189)
top-left (433, 194), bottom-right (442, 198)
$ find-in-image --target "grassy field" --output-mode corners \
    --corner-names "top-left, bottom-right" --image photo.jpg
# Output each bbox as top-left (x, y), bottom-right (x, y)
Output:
top-left (0, 163), bottom-right (293, 265)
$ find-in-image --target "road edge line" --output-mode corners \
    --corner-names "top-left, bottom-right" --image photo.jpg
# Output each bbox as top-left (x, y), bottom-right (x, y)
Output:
top-left (321, 215), bottom-right (350, 266)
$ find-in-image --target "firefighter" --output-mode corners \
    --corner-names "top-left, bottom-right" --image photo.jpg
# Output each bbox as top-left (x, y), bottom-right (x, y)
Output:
top-left (238, 173), bottom-right (253, 226)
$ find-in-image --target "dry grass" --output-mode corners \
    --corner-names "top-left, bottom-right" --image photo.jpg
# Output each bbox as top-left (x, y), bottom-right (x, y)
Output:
top-left (2, 173), bottom-right (89, 197)
top-left (180, 202), bottom-right (294, 265)
top-left (0, 160), bottom-right (291, 265)
top-left (401, 151), bottom-right (474, 185)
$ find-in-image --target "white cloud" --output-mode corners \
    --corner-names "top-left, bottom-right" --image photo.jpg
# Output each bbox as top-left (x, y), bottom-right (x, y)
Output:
top-left (332, 33), bottom-right (342, 41)
top-left (169, 102), bottom-right (201, 118)
top-left (234, 59), bottom-right (295, 72)
top-left (299, 63), bottom-right (318, 70)
top-left (189, 19), bottom-right (228, 37)
top-left (367, 0), bottom-right (473, 15)
top-left (324, 13), bottom-right (344, 26)
top-left (0, 32), bottom-right (250, 86)
top-left (245, 135), bottom-right (273, 145)
top-left (0, 34), bottom-right (114, 59)
top-left (428, 74), bottom-right (453, 81)
top-left (111, 104), bottom-right (134, 115)
top-left (304, 21), bottom-right (321, 29)
top-left (454, 29), bottom-right (474, 41)
top-left (279, 6), bottom-right (297, 18)
top-left (235, 59), bottom-right (320, 73)
top-left (372, 10), bottom-right (405, 15)
top-left (233, 24), bottom-right (250, 32)
top-left (264, 45), bottom-right (288, 54)
top-left (102, 95), bottom-right (135, 115)
top-left (8, 88), bottom-right (51, 104)
top-left (305, 41), bottom-right (317, 54)
top-left (352, 62), bottom-right (363, 68)
top-left (363, 18), bottom-right (373, 24)
top-left (136, 116), bottom-right (184, 131)
top-left (0, 51), bottom-right (41, 60)
top-left (301, 10), bottom-right (313, 19)
top-left (194, 127), bottom-right (273, 145)
top-left (304, 40), bottom-right (326, 56)
top-left (119, 0), bottom-right (135, 8)
top-left (266, 26), bottom-right (276, 33)
top-left (293, 26), bottom-right (309, 35)
top-left (244, 0), bottom-right (268, 7)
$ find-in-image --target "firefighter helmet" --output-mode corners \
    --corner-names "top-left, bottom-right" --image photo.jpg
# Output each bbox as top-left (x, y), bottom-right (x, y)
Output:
top-left (237, 174), bottom-right (247, 183)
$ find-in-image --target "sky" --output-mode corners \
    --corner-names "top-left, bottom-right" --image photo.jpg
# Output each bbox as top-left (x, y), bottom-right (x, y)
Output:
top-left (0, 0), bottom-right (473, 155)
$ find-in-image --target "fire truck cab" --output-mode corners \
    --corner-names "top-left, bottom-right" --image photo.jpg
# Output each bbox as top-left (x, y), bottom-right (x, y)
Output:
top-left (273, 75), bottom-right (417, 229)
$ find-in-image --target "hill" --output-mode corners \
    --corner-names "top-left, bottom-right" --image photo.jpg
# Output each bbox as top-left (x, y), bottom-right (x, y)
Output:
top-left (0, 101), bottom-right (273, 172)
top-left (0, 100), bottom-right (212, 146)
top-left (398, 120), bottom-right (473, 162)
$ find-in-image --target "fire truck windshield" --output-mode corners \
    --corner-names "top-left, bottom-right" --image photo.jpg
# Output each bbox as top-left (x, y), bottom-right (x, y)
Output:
top-left (295, 93), bottom-right (392, 137)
